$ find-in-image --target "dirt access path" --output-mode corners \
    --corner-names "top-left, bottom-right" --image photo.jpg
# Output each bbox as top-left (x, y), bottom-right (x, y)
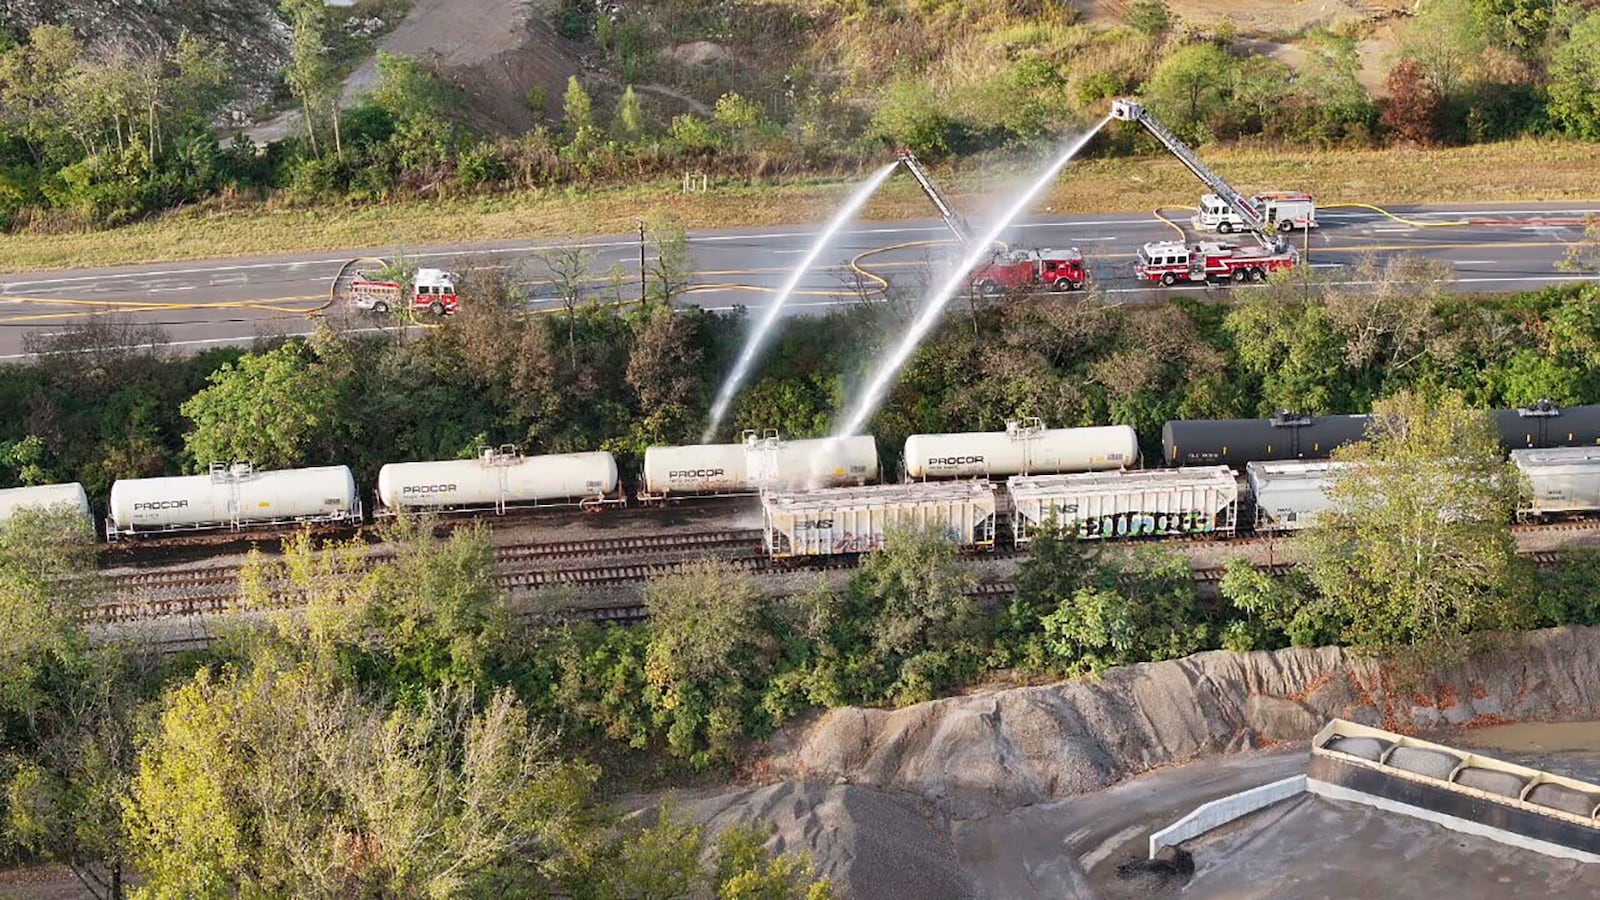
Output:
top-left (251, 0), bottom-right (583, 141)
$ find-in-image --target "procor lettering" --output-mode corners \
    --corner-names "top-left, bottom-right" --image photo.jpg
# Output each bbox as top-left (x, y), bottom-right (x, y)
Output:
top-left (671, 469), bottom-right (725, 478)
top-left (403, 484), bottom-right (458, 494)
top-left (928, 456), bottom-right (984, 466)
top-left (134, 499), bottom-right (189, 511)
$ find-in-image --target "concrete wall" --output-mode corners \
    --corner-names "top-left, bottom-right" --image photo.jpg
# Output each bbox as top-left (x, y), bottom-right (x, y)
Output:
top-left (1148, 775), bottom-right (1307, 857)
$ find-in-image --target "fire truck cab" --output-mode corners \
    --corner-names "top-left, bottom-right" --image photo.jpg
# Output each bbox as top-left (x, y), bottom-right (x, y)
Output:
top-left (351, 267), bottom-right (460, 316)
top-left (1136, 240), bottom-right (1295, 286)
top-left (1196, 192), bottom-right (1317, 234)
top-left (971, 247), bottom-right (1087, 294)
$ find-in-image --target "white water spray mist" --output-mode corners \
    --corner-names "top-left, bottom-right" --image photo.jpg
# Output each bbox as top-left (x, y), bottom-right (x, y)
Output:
top-left (702, 161), bottom-right (900, 442)
top-left (830, 118), bottom-right (1111, 440)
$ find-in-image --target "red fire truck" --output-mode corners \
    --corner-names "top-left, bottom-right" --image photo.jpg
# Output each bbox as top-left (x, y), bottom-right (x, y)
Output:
top-left (896, 150), bottom-right (1088, 294)
top-left (1135, 240), bottom-right (1296, 286)
top-left (971, 247), bottom-right (1087, 294)
top-left (351, 268), bottom-right (460, 316)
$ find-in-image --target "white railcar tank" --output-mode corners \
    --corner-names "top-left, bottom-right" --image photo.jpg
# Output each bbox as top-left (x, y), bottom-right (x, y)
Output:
top-left (0, 482), bottom-right (92, 528)
top-left (377, 450), bottom-right (619, 511)
top-left (108, 465), bottom-right (359, 535)
top-left (905, 422), bottom-right (1138, 479)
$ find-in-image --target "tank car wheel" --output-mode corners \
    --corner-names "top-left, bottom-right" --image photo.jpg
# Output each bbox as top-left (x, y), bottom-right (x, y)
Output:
top-left (1161, 273), bottom-right (1177, 287)
top-left (1250, 267), bottom-right (1267, 282)
top-left (372, 300), bottom-right (390, 314)
top-left (429, 300), bottom-right (445, 315)
top-left (1218, 221), bottom-right (1234, 234)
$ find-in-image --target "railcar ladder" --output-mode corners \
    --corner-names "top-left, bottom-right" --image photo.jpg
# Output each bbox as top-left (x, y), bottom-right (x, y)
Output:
top-left (1110, 99), bottom-right (1284, 252)
top-left (896, 150), bottom-right (972, 248)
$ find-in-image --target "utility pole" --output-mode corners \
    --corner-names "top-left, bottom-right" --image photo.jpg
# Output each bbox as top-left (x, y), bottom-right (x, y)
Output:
top-left (637, 218), bottom-right (647, 304)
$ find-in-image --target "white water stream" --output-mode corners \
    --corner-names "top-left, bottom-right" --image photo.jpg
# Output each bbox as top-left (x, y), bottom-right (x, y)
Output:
top-left (702, 161), bottom-right (900, 442)
top-left (830, 118), bottom-right (1112, 440)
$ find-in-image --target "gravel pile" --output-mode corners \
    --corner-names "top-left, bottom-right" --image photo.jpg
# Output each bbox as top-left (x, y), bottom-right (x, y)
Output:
top-left (763, 626), bottom-right (1600, 818)
top-left (1453, 766), bottom-right (1526, 798)
top-left (1386, 747), bottom-right (1461, 780)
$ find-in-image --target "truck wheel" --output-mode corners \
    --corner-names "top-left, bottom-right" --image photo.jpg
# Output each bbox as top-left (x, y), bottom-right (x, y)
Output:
top-left (372, 300), bottom-right (389, 314)
top-left (429, 300), bottom-right (445, 315)
top-left (1250, 267), bottom-right (1267, 282)
top-left (977, 279), bottom-right (1001, 296)
top-left (1218, 221), bottom-right (1234, 234)
top-left (1232, 269), bottom-right (1249, 283)
top-left (1053, 277), bottom-right (1074, 292)
top-left (1161, 273), bottom-right (1177, 287)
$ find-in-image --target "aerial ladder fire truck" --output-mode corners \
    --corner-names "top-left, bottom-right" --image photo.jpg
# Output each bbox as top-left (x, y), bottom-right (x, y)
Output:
top-left (894, 149), bottom-right (1087, 294)
top-left (1110, 99), bottom-right (1299, 287)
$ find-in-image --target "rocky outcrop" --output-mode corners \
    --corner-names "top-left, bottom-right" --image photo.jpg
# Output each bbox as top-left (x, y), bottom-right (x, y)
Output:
top-left (764, 627), bottom-right (1600, 818)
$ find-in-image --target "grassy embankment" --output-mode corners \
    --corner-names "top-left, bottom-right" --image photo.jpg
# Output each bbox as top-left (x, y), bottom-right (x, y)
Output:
top-left (2, 138), bottom-right (1597, 272)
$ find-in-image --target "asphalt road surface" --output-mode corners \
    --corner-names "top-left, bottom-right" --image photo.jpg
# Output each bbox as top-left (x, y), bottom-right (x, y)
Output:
top-left (1, 200), bottom-right (1596, 359)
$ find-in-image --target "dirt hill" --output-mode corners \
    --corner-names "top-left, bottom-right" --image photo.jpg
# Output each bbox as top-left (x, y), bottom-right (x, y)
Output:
top-left (671, 627), bottom-right (1600, 897)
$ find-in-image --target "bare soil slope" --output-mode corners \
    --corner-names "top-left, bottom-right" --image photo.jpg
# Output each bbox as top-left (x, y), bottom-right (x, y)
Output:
top-left (340, 0), bottom-right (584, 133)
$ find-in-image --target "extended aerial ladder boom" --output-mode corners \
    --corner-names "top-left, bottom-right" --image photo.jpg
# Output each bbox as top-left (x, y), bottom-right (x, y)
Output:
top-left (1110, 98), bottom-right (1286, 251)
top-left (895, 149), bottom-right (972, 248)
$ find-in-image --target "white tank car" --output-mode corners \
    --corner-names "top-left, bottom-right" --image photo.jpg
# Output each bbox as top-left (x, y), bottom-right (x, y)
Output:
top-left (377, 448), bottom-right (620, 513)
top-left (107, 464), bottom-right (360, 538)
top-left (904, 419), bottom-right (1138, 479)
top-left (1247, 460), bottom-right (1348, 532)
top-left (0, 482), bottom-right (92, 528)
top-left (644, 433), bottom-right (879, 498)
top-left (1008, 466), bottom-right (1239, 543)
top-left (643, 442), bottom-right (751, 496)
top-left (1512, 447), bottom-right (1600, 518)
top-left (763, 481), bottom-right (1000, 557)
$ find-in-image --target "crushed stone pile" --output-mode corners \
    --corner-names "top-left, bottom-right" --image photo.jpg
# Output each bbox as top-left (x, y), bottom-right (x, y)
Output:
top-left (760, 626), bottom-right (1600, 819)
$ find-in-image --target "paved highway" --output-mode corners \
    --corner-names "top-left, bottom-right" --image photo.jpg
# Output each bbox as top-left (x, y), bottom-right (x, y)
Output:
top-left (1, 200), bottom-right (1596, 358)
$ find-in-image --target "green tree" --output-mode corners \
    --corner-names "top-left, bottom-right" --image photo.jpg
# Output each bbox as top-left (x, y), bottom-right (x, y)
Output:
top-left (562, 75), bottom-right (594, 136)
top-left (0, 506), bottom-right (97, 728)
top-left (1551, 14), bottom-right (1600, 140)
top-left (180, 340), bottom-right (340, 470)
top-left (124, 665), bottom-right (598, 898)
top-left (1037, 548), bottom-right (1207, 673)
top-left (1218, 557), bottom-right (1339, 649)
top-left (281, 0), bottom-right (341, 157)
top-left (371, 52), bottom-right (453, 128)
top-left (643, 560), bottom-right (779, 766)
top-left (803, 524), bottom-right (982, 705)
top-left (1298, 390), bottom-right (1529, 658)
top-left (615, 84), bottom-right (644, 140)
top-left (626, 306), bottom-right (705, 444)
top-left (1128, 0), bottom-right (1174, 38)
top-left (242, 521), bottom-right (509, 698)
top-left (868, 80), bottom-right (959, 159)
top-left (1142, 43), bottom-right (1236, 143)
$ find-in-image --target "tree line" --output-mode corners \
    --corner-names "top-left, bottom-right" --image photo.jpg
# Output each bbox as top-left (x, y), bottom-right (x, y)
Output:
top-left (5, 0), bottom-right (1600, 230)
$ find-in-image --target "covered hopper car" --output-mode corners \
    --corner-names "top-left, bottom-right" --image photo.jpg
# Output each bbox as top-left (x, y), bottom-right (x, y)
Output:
top-left (107, 464), bottom-right (361, 539)
top-left (1512, 447), bottom-right (1600, 518)
top-left (1246, 460), bottom-right (1348, 533)
top-left (1008, 467), bottom-right (1239, 544)
top-left (763, 481), bottom-right (999, 558)
top-left (377, 447), bottom-right (621, 515)
top-left (904, 418), bottom-right (1138, 479)
top-left (0, 482), bottom-right (92, 530)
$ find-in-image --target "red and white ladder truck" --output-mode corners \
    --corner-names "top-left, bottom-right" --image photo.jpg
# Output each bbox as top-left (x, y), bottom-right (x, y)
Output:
top-left (895, 149), bottom-right (1088, 294)
top-left (1109, 99), bottom-right (1299, 287)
